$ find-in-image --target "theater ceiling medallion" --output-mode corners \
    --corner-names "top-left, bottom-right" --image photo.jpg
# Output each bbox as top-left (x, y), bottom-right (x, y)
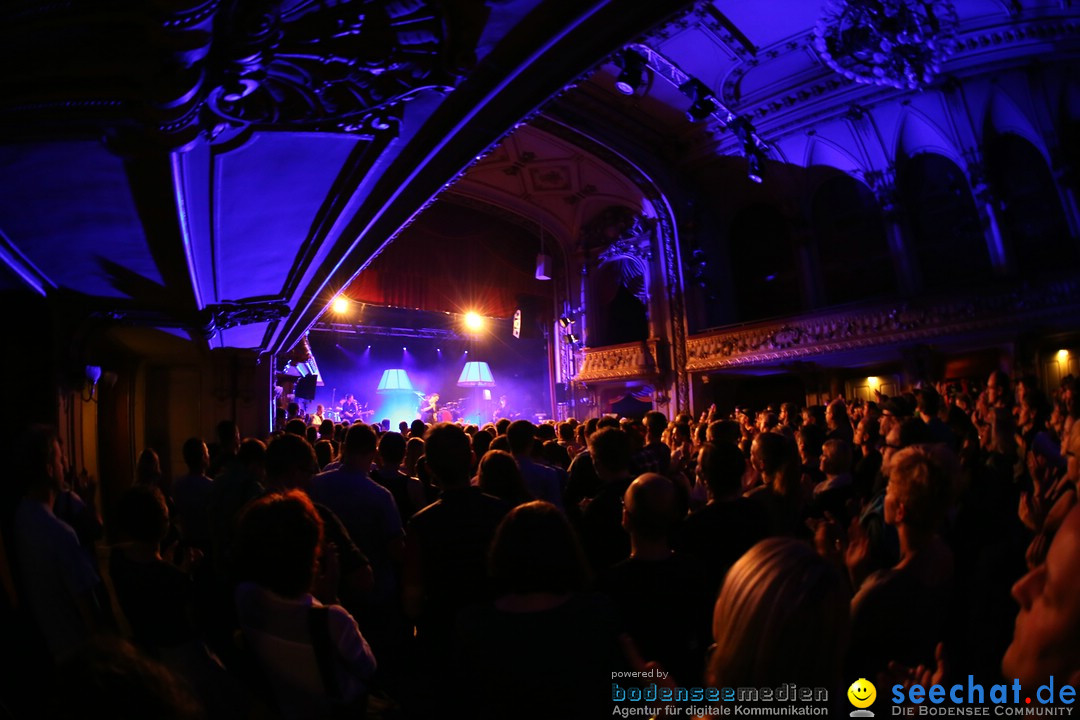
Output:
top-left (813, 0), bottom-right (960, 90)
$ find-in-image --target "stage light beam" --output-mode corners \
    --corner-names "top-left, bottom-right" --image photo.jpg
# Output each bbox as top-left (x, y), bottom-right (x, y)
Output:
top-left (464, 311), bottom-right (485, 332)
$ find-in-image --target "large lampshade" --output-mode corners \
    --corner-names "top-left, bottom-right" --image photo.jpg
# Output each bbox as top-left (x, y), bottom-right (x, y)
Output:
top-left (376, 368), bottom-right (414, 392)
top-left (457, 361), bottom-right (495, 387)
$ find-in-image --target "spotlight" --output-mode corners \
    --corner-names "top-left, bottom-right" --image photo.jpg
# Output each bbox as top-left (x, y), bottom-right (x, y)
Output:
top-left (332, 296), bottom-right (350, 314)
top-left (747, 150), bottom-right (765, 184)
top-left (680, 79), bottom-right (715, 122)
top-left (565, 334), bottom-right (581, 345)
top-left (614, 49), bottom-right (646, 95)
top-left (463, 311), bottom-right (485, 332)
top-left (558, 316), bottom-right (574, 328)
top-left (730, 116), bottom-right (754, 143)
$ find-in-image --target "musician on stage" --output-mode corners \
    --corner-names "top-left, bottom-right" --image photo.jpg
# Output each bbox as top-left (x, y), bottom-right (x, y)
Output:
top-left (492, 394), bottom-right (516, 422)
top-left (340, 393), bottom-right (360, 423)
top-left (420, 392), bottom-right (440, 423)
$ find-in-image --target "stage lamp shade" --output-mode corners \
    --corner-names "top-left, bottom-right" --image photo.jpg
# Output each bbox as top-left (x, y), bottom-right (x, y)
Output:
top-left (376, 368), bottom-right (414, 392)
top-left (457, 361), bottom-right (495, 387)
top-left (558, 316), bottom-right (574, 328)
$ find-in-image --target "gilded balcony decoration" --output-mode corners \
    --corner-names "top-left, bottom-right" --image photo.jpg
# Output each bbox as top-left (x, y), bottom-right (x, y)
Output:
top-left (576, 338), bottom-right (663, 383)
top-left (686, 280), bottom-right (1080, 372)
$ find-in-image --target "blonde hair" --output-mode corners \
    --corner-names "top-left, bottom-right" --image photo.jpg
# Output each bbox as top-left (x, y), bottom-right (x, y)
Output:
top-left (888, 444), bottom-right (956, 531)
top-left (708, 538), bottom-right (848, 690)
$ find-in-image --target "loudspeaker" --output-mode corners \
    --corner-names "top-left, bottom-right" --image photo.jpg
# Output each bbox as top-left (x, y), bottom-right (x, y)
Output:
top-left (535, 253), bottom-right (552, 280)
top-left (295, 374), bottom-right (318, 400)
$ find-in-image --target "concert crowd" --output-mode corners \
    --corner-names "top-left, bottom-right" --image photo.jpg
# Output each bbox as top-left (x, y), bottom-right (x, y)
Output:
top-left (2, 371), bottom-right (1079, 718)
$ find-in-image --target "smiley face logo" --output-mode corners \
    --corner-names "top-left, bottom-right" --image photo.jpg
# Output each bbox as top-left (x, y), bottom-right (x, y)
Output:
top-left (847, 678), bottom-right (876, 710)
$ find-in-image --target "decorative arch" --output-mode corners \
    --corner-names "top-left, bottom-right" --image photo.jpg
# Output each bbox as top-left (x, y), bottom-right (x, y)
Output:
top-left (984, 88), bottom-right (1048, 161)
top-left (811, 173), bottom-right (895, 304)
top-left (895, 108), bottom-right (965, 166)
top-left (897, 152), bottom-right (990, 290)
top-left (804, 136), bottom-right (867, 178)
top-left (983, 132), bottom-right (1074, 272)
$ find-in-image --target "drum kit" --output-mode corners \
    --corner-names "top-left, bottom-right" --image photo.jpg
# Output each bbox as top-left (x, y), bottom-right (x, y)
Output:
top-left (439, 399), bottom-right (463, 422)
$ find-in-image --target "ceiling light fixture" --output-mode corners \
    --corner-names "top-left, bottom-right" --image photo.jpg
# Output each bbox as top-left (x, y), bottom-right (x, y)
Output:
top-left (813, 0), bottom-right (959, 90)
top-left (614, 49), bottom-right (646, 95)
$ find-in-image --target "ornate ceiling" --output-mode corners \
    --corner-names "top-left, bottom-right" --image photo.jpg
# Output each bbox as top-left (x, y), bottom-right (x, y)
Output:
top-left (0, 0), bottom-right (1076, 359)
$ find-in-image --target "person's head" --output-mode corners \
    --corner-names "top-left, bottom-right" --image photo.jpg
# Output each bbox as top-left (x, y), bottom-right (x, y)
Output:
top-left (477, 450), bottom-right (529, 506)
top-left (399, 421), bottom-right (410, 435)
top-left (506, 420), bottom-right (537, 456)
top-left (318, 419), bottom-right (335, 440)
top-left (757, 411), bottom-right (779, 433)
top-left (780, 402), bottom-right (801, 428)
top-left (423, 422), bottom-right (473, 489)
top-left (264, 433), bottom-right (317, 490)
top-left (707, 537), bottom-right (849, 689)
top-left (115, 484), bottom-right (170, 546)
top-left (541, 440), bottom-right (571, 471)
top-left (1002, 503), bottom-right (1080, 689)
top-left (181, 437), bottom-right (209, 474)
top-left (752, 431), bottom-right (800, 497)
top-left (535, 423), bottom-right (557, 444)
top-left (707, 419), bottom-right (741, 446)
top-left (643, 411), bottom-right (667, 440)
top-left (489, 501), bottom-right (589, 595)
top-left (795, 424), bottom-right (825, 465)
top-left (672, 422), bottom-right (692, 447)
top-left (589, 427), bottom-right (632, 481)
top-left (987, 369), bottom-right (1010, 407)
top-left (622, 473), bottom-right (678, 542)
top-left (377, 431), bottom-right (407, 468)
top-left (284, 418), bottom-right (307, 437)
top-left (472, 428), bottom-right (493, 461)
top-left (495, 418), bottom-right (511, 436)
top-left (558, 422), bottom-right (575, 443)
top-left (820, 438), bottom-right (852, 476)
top-left (984, 406), bottom-right (1017, 456)
top-left (410, 419), bottom-right (427, 439)
top-left (697, 442), bottom-right (746, 501)
top-left (825, 399), bottom-right (848, 430)
top-left (884, 445), bottom-right (955, 534)
top-left (1065, 421), bottom-right (1080, 486)
top-left (315, 404), bottom-right (324, 416)
top-left (314, 439), bottom-right (334, 470)
top-left (15, 425), bottom-right (64, 499)
top-left (237, 438), bottom-right (267, 481)
top-left (136, 448), bottom-right (161, 485)
top-left (216, 420), bottom-right (240, 453)
top-left (853, 415), bottom-right (879, 449)
top-left (405, 436), bottom-right (425, 472)
top-left (235, 490), bottom-right (324, 598)
top-left (305, 425), bottom-right (318, 446)
top-left (343, 422), bottom-right (378, 464)
top-left (916, 388), bottom-right (941, 419)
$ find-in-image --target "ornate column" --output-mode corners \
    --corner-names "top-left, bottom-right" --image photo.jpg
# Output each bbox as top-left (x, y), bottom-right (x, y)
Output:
top-left (867, 169), bottom-right (917, 295)
top-left (965, 159), bottom-right (1010, 274)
